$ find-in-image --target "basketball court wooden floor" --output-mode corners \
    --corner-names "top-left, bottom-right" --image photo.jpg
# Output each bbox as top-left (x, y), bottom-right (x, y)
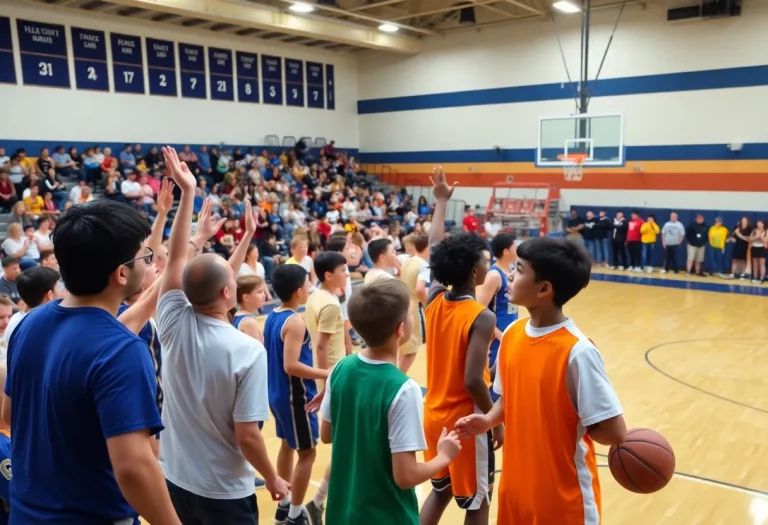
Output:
top-left (148, 275), bottom-right (768, 525)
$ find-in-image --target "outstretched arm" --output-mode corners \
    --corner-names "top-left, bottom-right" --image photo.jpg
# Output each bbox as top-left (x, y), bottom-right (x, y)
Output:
top-left (147, 179), bottom-right (174, 265)
top-left (160, 147), bottom-right (198, 296)
top-left (118, 277), bottom-right (162, 334)
top-left (426, 166), bottom-right (458, 306)
top-left (228, 200), bottom-right (256, 273)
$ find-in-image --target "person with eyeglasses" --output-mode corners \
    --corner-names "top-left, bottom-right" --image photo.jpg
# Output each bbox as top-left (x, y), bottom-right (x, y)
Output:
top-left (1, 199), bottom-right (180, 525)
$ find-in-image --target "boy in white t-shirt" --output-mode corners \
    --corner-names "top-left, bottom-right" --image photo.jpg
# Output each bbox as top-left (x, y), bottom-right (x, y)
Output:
top-left (363, 239), bottom-right (399, 285)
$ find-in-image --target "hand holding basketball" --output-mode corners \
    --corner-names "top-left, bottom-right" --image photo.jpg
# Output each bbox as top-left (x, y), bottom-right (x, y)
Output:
top-left (454, 414), bottom-right (491, 439)
top-left (609, 428), bottom-right (675, 494)
top-left (436, 427), bottom-right (462, 461)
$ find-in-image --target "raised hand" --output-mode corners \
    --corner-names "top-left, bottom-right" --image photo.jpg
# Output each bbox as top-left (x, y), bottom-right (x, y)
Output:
top-left (455, 414), bottom-right (491, 439)
top-left (195, 198), bottom-right (226, 241)
top-left (244, 200), bottom-right (256, 235)
top-left (157, 177), bottom-right (175, 216)
top-left (430, 166), bottom-right (458, 202)
top-left (436, 427), bottom-right (462, 461)
top-left (162, 146), bottom-right (196, 193)
top-left (265, 475), bottom-right (291, 502)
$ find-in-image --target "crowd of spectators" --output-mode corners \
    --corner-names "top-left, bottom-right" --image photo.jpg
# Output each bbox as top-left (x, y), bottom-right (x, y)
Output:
top-left (0, 141), bottom-right (444, 292)
top-left (567, 209), bottom-right (768, 283)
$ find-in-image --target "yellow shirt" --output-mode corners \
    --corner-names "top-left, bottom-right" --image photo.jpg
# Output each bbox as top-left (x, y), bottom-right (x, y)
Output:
top-left (305, 288), bottom-right (345, 372)
top-left (709, 225), bottom-right (729, 250)
top-left (640, 221), bottom-right (660, 243)
top-left (363, 268), bottom-right (396, 285)
top-left (23, 195), bottom-right (44, 214)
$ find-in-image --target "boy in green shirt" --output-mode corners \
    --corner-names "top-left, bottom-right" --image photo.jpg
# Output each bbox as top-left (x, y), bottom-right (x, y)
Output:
top-left (314, 279), bottom-right (461, 523)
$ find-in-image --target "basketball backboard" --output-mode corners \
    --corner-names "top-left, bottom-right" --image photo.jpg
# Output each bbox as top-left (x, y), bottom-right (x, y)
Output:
top-left (537, 113), bottom-right (625, 167)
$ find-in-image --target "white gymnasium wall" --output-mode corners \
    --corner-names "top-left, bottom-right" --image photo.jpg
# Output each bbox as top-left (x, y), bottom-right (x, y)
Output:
top-left (0, 0), bottom-right (359, 148)
top-left (357, 2), bottom-right (768, 153)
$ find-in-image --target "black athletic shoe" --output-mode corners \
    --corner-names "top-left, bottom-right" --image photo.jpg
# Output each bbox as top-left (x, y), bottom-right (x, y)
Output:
top-left (305, 501), bottom-right (324, 525)
top-left (286, 512), bottom-right (309, 525)
top-left (274, 500), bottom-right (290, 524)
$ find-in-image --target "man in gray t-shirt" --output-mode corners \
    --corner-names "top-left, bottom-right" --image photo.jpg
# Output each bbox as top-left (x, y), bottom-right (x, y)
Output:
top-left (661, 212), bottom-right (685, 274)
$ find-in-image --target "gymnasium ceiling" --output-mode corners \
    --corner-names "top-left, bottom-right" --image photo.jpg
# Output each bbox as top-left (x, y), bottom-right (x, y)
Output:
top-left (32, 0), bottom-right (648, 54)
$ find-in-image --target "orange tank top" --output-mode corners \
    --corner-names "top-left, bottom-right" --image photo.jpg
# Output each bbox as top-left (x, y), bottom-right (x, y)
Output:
top-left (424, 292), bottom-right (489, 419)
top-left (496, 319), bottom-right (602, 525)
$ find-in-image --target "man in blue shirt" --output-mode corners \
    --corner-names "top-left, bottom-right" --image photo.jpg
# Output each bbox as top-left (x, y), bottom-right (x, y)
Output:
top-left (2, 199), bottom-right (180, 525)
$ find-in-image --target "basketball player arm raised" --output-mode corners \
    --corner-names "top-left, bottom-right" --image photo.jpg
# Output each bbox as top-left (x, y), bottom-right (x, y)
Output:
top-left (283, 314), bottom-right (328, 380)
top-left (147, 178), bottom-right (174, 263)
top-left (226, 200), bottom-right (256, 274)
top-left (425, 166), bottom-right (457, 306)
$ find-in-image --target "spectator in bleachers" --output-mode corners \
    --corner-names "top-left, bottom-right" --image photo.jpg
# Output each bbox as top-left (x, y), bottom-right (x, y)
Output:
top-left (77, 186), bottom-right (94, 204)
top-left (566, 209), bottom-right (585, 246)
top-left (23, 184), bottom-right (44, 222)
top-left (9, 202), bottom-right (32, 229)
top-left (81, 147), bottom-right (101, 184)
top-left (729, 216), bottom-right (752, 279)
top-left (132, 143), bottom-right (144, 164)
top-left (69, 179), bottom-right (87, 203)
top-left (118, 144), bottom-right (136, 174)
top-left (484, 212), bottom-right (502, 240)
top-left (200, 145), bottom-right (214, 179)
top-left (104, 172), bottom-right (122, 201)
top-left (2, 224), bottom-right (37, 270)
top-left (43, 169), bottom-right (67, 210)
top-left (708, 217), bottom-right (729, 277)
top-left (216, 148), bottom-right (231, 181)
top-left (640, 214), bottom-right (660, 273)
top-left (7, 156), bottom-right (24, 196)
top-left (661, 212), bottom-right (685, 274)
top-left (93, 145), bottom-right (104, 165)
top-left (0, 148), bottom-right (8, 169)
top-left (0, 172), bottom-right (18, 213)
top-left (36, 148), bottom-right (53, 176)
top-left (68, 146), bottom-right (82, 171)
top-left (0, 258), bottom-right (21, 304)
top-left (100, 147), bottom-right (118, 182)
top-left (0, 294), bottom-right (13, 357)
top-left (40, 249), bottom-right (57, 271)
top-left (416, 196), bottom-right (431, 217)
top-left (139, 173), bottom-right (156, 215)
top-left (41, 192), bottom-right (60, 217)
top-left (463, 205), bottom-right (479, 233)
top-left (685, 213), bottom-right (708, 276)
top-left (179, 145), bottom-right (199, 174)
top-left (2, 266), bottom-right (61, 353)
top-left (748, 220), bottom-right (767, 283)
top-left (34, 216), bottom-right (54, 251)
top-left (52, 145), bottom-right (77, 178)
top-left (321, 140), bottom-right (337, 160)
top-left (15, 149), bottom-right (34, 176)
top-left (144, 147), bottom-right (163, 172)
top-left (121, 171), bottom-right (143, 205)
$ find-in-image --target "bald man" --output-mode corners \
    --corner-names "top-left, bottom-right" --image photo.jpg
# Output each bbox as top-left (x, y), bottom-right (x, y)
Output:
top-left (156, 147), bottom-right (288, 525)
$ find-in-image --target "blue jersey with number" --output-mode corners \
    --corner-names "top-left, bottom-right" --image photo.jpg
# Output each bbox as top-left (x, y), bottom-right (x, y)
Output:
top-left (488, 266), bottom-right (518, 330)
top-left (263, 309), bottom-right (317, 406)
top-left (117, 303), bottom-right (163, 415)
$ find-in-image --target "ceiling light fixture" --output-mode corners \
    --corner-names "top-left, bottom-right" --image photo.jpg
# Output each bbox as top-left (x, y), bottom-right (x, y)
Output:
top-left (552, 1), bottom-right (580, 13)
top-left (289, 2), bottom-right (315, 13)
top-left (378, 23), bottom-right (399, 32)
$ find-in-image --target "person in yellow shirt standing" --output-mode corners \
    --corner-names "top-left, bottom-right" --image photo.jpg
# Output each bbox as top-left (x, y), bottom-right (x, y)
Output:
top-left (708, 217), bottom-right (729, 277)
top-left (639, 214), bottom-right (660, 273)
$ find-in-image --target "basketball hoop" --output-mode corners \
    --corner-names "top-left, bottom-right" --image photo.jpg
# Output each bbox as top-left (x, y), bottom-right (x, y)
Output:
top-left (557, 153), bottom-right (588, 182)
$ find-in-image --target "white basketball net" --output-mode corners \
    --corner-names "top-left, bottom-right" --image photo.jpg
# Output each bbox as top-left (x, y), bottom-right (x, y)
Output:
top-left (560, 155), bottom-right (586, 182)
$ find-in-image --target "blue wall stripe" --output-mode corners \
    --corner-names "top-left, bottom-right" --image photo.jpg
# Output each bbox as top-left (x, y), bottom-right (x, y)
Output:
top-left (358, 64), bottom-right (768, 114)
top-left (358, 142), bottom-right (768, 164)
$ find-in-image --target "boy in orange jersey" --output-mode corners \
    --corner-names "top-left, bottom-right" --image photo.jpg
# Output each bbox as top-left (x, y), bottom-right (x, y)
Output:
top-left (457, 236), bottom-right (627, 525)
top-left (420, 168), bottom-right (501, 525)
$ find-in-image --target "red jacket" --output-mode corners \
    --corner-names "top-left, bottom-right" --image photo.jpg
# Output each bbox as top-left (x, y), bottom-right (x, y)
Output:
top-left (626, 218), bottom-right (644, 242)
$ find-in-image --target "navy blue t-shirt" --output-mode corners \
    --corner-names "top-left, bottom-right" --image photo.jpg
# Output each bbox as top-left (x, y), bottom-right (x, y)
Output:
top-left (5, 301), bottom-right (163, 525)
top-left (117, 303), bottom-right (163, 415)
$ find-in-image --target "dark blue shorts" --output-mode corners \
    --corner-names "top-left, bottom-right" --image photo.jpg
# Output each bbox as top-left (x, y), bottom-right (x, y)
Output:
top-left (269, 398), bottom-right (318, 451)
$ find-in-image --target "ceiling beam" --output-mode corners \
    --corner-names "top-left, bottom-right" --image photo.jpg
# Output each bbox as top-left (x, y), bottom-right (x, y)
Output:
top-left (348, 0), bottom-right (407, 12)
top-left (497, 0), bottom-right (543, 15)
top-left (389, 0), bottom-right (499, 21)
top-left (75, 0), bottom-right (422, 53)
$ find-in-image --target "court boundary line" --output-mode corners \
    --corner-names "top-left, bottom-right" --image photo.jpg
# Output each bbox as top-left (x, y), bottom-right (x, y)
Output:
top-left (590, 272), bottom-right (768, 297)
top-left (644, 337), bottom-right (768, 415)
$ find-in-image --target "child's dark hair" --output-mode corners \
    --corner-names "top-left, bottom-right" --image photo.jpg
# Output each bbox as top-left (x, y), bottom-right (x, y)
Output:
top-left (17, 266), bottom-right (60, 308)
top-left (491, 233), bottom-right (516, 259)
top-left (429, 232), bottom-right (487, 287)
top-left (516, 237), bottom-right (591, 307)
top-left (313, 252), bottom-right (347, 283)
top-left (349, 279), bottom-right (409, 347)
top-left (325, 232), bottom-right (347, 253)
top-left (647, 214), bottom-right (655, 220)
top-left (272, 264), bottom-right (308, 302)
top-left (367, 238), bottom-right (392, 264)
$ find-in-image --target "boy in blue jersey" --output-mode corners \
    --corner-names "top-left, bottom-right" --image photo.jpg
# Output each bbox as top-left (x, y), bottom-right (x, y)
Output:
top-left (2, 199), bottom-right (178, 525)
top-left (0, 364), bottom-right (10, 525)
top-left (476, 233), bottom-right (518, 399)
top-left (266, 265), bottom-right (329, 525)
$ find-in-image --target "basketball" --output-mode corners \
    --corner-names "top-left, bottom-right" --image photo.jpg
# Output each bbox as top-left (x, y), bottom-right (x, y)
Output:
top-left (608, 429), bottom-right (675, 494)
